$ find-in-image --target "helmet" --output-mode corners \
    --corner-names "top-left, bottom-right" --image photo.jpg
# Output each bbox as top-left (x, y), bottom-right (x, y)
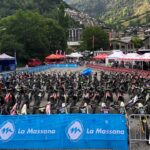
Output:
top-left (138, 103), bottom-right (143, 108)
top-left (84, 103), bottom-right (87, 107)
top-left (62, 103), bottom-right (66, 107)
top-left (101, 102), bottom-right (106, 107)
top-left (120, 102), bottom-right (125, 107)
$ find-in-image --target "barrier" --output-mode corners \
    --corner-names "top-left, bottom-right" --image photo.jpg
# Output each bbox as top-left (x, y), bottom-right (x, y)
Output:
top-left (128, 114), bottom-right (150, 150)
top-left (0, 114), bottom-right (128, 150)
top-left (87, 64), bottom-right (150, 79)
top-left (0, 64), bottom-right (78, 79)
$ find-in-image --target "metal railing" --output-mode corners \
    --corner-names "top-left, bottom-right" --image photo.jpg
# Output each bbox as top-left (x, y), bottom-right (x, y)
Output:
top-left (128, 114), bottom-right (150, 150)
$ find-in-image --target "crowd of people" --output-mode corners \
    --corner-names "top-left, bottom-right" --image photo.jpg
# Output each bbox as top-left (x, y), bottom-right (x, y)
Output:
top-left (0, 69), bottom-right (150, 115)
top-left (88, 60), bottom-right (150, 71)
top-left (111, 61), bottom-right (150, 70)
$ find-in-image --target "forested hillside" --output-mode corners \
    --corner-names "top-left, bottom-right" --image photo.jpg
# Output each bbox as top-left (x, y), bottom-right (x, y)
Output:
top-left (65, 0), bottom-right (150, 28)
top-left (0, 0), bottom-right (66, 19)
top-left (0, 0), bottom-right (77, 65)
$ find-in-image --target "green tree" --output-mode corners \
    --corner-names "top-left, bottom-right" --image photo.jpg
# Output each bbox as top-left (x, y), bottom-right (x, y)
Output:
top-left (0, 34), bottom-right (25, 60)
top-left (132, 36), bottom-right (143, 49)
top-left (80, 26), bottom-right (109, 51)
top-left (58, 3), bottom-right (69, 29)
top-left (0, 11), bottom-right (67, 64)
top-left (0, 0), bottom-right (62, 19)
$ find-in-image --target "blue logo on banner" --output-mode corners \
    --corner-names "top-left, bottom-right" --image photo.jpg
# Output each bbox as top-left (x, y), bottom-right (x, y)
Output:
top-left (0, 121), bottom-right (15, 142)
top-left (67, 120), bottom-right (83, 141)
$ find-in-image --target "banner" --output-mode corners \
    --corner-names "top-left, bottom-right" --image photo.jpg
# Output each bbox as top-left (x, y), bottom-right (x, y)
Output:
top-left (1, 64), bottom-right (78, 79)
top-left (0, 114), bottom-right (128, 149)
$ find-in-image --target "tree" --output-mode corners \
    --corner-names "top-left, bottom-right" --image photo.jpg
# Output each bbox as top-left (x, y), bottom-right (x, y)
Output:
top-left (0, 11), bottom-right (67, 64)
top-left (0, 34), bottom-right (25, 61)
top-left (132, 36), bottom-right (143, 49)
top-left (80, 26), bottom-right (109, 51)
top-left (58, 3), bottom-right (69, 29)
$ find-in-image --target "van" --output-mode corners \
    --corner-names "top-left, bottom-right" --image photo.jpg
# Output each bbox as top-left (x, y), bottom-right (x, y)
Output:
top-left (27, 59), bottom-right (42, 67)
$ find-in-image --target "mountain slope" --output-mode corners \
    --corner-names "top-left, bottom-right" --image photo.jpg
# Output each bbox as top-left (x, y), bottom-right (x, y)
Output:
top-left (0, 0), bottom-right (68, 19)
top-left (64, 0), bottom-right (106, 17)
top-left (65, 0), bottom-right (150, 27)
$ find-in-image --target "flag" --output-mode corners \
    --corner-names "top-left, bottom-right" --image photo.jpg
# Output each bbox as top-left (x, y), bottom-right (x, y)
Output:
top-left (59, 50), bottom-right (62, 54)
top-left (56, 50), bottom-right (58, 54)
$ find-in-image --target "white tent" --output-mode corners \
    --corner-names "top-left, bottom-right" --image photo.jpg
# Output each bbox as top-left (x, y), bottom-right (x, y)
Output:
top-left (140, 53), bottom-right (150, 61)
top-left (119, 53), bottom-right (141, 61)
top-left (0, 53), bottom-right (16, 72)
top-left (106, 51), bottom-right (125, 60)
top-left (105, 51), bottom-right (125, 66)
top-left (0, 53), bottom-right (15, 60)
top-left (66, 52), bottom-right (83, 58)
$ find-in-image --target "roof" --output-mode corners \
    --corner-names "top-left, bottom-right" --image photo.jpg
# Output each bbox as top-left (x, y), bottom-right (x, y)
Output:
top-left (143, 35), bottom-right (150, 41)
top-left (145, 29), bottom-right (150, 32)
top-left (66, 52), bottom-right (83, 58)
top-left (107, 51), bottom-right (125, 59)
top-left (111, 37), bottom-right (132, 44)
top-left (138, 49), bottom-right (150, 52)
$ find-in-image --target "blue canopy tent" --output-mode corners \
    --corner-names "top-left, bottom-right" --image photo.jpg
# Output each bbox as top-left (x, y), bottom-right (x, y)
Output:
top-left (81, 68), bottom-right (93, 76)
top-left (0, 53), bottom-right (16, 72)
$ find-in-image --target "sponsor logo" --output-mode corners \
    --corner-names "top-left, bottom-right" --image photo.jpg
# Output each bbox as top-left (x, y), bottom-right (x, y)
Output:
top-left (67, 120), bottom-right (83, 141)
top-left (0, 121), bottom-right (15, 141)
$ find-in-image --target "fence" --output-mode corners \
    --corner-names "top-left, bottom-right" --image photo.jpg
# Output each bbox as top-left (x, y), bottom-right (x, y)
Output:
top-left (128, 114), bottom-right (150, 150)
top-left (87, 64), bottom-right (150, 79)
top-left (0, 64), bottom-right (78, 79)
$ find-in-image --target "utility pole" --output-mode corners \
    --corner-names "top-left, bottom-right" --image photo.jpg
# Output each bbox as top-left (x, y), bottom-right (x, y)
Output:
top-left (92, 35), bottom-right (95, 51)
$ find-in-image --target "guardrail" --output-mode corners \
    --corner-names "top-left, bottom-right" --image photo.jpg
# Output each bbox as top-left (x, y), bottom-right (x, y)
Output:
top-left (0, 64), bottom-right (78, 79)
top-left (128, 114), bottom-right (150, 150)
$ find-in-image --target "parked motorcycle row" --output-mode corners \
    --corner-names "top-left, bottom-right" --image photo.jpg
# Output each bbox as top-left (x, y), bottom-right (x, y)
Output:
top-left (0, 70), bottom-right (150, 116)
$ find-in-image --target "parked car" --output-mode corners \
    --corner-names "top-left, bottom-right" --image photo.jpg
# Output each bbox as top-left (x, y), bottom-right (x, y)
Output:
top-left (27, 59), bottom-right (42, 67)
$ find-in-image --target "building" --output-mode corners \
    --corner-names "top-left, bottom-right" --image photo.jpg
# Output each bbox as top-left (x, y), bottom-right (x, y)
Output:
top-left (68, 28), bottom-right (82, 42)
top-left (67, 28), bottom-right (82, 50)
top-left (65, 8), bottom-right (106, 27)
top-left (110, 37), bottom-right (135, 53)
top-left (143, 36), bottom-right (150, 49)
top-left (143, 29), bottom-right (150, 49)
